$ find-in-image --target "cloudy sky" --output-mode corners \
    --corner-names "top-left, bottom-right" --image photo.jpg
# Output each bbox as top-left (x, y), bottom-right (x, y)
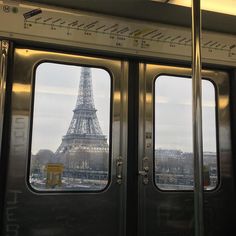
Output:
top-left (31, 63), bottom-right (111, 154)
top-left (155, 75), bottom-right (216, 153)
top-left (31, 63), bottom-right (217, 155)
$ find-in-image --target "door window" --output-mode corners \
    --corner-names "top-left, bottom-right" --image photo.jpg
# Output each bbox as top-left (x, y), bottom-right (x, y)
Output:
top-left (154, 75), bottom-right (218, 190)
top-left (30, 63), bottom-right (111, 191)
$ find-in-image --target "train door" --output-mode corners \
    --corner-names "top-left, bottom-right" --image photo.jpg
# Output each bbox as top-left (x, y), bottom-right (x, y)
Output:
top-left (1, 46), bottom-right (128, 236)
top-left (1, 45), bottom-right (235, 236)
top-left (138, 63), bottom-right (235, 236)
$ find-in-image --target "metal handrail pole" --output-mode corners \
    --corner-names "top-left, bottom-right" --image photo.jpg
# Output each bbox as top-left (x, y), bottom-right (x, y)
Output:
top-left (0, 40), bottom-right (8, 152)
top-left (191, 0), bottom-right (204, 236)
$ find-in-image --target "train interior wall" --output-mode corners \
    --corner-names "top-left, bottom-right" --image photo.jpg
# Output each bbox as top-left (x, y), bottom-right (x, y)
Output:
top-left (0, 1), bottom-right (236, 236)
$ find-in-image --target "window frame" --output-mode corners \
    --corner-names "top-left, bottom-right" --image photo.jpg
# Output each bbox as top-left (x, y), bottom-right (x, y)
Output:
top-left (28, 60), bottom-right (114, 193)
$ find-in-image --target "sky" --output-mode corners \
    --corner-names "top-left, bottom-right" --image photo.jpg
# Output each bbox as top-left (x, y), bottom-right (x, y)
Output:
top-left (155, 75), bottom-right (216, 153)
top-left (31, 63), bottom-right (217, 154)
top-left (31, 63), bottom-right (111, 154)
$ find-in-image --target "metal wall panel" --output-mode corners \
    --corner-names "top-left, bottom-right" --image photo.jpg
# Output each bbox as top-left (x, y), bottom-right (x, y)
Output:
top-left (2, 48), bottom-right (128, 236)
top-left (138, 64), bottom-right (235, 236)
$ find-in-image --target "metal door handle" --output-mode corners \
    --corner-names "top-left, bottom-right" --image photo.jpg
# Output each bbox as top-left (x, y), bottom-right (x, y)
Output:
top-left (116, 156), bottom-right (123, 184)
top-left (138, 170), bottom-right (148, 176)
top-left (139, 157), bottom-right (149, 184)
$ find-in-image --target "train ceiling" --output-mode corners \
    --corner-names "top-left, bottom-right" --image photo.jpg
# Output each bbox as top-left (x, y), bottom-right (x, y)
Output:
top-left (26, 0), bottom-right (236, 35)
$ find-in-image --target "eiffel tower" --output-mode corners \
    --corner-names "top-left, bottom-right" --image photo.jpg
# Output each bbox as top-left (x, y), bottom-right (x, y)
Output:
top-left (56, 67), bottom-right (109, 171)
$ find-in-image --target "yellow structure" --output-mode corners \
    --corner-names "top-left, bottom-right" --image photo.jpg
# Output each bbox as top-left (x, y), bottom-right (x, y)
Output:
top-left (45, 163), bottom-right (64, 188)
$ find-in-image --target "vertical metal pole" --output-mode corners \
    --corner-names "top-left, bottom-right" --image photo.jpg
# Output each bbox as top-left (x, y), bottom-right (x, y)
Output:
top-left (0, 40), bottom-right (9, 152)
top-left (191, 0), bottom-right (204, 236)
